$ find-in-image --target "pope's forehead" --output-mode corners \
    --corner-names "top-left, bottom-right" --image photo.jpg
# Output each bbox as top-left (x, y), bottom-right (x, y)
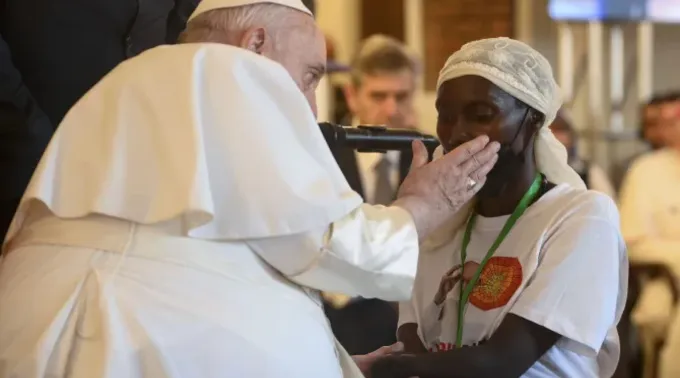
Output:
top-left (286, 15), bottom-right (324, 47)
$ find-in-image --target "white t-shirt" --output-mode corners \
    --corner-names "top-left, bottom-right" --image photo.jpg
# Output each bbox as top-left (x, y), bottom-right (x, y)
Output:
top-left (399, 184), bottom-right (628, 377)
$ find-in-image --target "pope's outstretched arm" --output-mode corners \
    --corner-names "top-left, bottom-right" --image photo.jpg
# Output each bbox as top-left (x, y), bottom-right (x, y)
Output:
top-left (248, 138), bottom-right (499, 300)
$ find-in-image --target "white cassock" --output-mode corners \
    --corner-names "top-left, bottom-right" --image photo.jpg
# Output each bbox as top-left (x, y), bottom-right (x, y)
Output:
top-left (0, 44), bottom-right (419, 378)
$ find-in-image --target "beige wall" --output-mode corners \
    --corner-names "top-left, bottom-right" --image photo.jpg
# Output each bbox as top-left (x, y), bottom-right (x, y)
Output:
top-left (316, 0), bottom-right (360, 63)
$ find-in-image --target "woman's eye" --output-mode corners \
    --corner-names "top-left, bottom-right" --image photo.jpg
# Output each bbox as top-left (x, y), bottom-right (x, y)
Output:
top-left (437, 113), bottom-right (455, 124)
top-left (465, 106), bottom-right (495, 123)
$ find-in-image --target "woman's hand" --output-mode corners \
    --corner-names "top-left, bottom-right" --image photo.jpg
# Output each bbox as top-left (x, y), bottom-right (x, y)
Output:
top-left (434, 264), bottom-right (462, 306)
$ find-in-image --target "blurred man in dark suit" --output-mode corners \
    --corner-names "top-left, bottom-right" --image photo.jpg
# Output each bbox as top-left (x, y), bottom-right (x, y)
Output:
top-left (0, 33), bottom-right (52, 241)
top-left (0, 0), bottom-right (198, 240)
top-left (324, 34), bottom-right (420, 356)
top-left (331, 34), bottom-right (419, 202)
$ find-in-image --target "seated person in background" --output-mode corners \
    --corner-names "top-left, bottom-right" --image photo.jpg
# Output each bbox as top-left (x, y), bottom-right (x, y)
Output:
top-left (549, 108), bottom-right (616, 199)
top-left (619, 96), bottom-right (680, 378)
top-left (612, 94), bottom-right (674, 191)
top-left (371, 38), bottom-right (628, 378)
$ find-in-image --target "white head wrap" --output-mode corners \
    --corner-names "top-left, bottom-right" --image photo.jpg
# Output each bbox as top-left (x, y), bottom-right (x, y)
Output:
top-left (437, 37), bottom-right (584, 190)
top-left (423, 38), bottom-right (586, 250)
top-left (5, 44), bottom-right (362, 245)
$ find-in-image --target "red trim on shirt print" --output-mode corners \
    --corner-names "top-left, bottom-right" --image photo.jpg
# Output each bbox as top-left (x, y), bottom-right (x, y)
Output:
top-left (469, 256), bottom-right (523, 311)
top-left (428, 339), bottom-right (487, 352)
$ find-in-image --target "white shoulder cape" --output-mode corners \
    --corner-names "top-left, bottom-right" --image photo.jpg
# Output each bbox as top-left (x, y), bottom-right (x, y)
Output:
top-left (6, 43), bottom-right (362, 243)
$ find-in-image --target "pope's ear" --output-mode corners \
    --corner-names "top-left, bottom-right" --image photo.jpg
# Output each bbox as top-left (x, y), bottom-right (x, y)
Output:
top-left (240, 27), bottom-right (270, 55)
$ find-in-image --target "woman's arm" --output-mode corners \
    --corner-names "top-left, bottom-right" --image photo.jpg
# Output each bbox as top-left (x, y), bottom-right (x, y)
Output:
top-left (374, 314), bottom-right (559, 378)
top-left (397, 323), bottom-right (427, 354)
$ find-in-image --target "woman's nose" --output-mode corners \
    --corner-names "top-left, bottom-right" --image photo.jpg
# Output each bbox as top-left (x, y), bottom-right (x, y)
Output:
top-left (449, 131), bottom-right (473, 146)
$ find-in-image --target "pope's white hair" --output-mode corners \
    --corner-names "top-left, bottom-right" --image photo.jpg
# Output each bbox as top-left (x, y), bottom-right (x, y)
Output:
top-left (179, 4), bottom-right (298, 45)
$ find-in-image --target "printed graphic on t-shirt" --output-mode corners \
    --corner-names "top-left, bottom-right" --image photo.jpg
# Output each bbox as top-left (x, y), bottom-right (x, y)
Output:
top-left (433, 257), bottom-right (523, 313)
top-left (430, 338), bottom-right (487, 352)
top-left (469, 256), bottom-right (522, 311)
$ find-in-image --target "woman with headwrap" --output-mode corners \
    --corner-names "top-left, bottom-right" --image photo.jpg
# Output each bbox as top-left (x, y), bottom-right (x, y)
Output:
top-left (370, 38), bottom-right (628, 378)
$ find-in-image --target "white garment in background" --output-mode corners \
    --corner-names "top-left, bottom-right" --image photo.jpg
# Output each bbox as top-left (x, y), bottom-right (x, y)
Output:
top-left (399, 185), bottom-right (627, 377)
top-left (619, 149), bottom-right (680, 378)
top-left (619, 148), bottom-right (680, 266)
top-left (0, 43), bottom-right (421, 378)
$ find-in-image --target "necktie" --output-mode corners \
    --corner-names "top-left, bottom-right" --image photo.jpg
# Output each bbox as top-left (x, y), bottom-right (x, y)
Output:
top-left (373, 156), bottom-right (394, 205)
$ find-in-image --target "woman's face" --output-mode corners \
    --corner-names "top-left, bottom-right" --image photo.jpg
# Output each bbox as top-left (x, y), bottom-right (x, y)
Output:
top-left (436, 76), bottom-right (540, 196)
top-left (436, 76), bottom-right (529, 153)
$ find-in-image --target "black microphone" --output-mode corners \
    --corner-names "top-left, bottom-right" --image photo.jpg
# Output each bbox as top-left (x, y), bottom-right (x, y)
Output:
top-left (318, 122), bottom-right (440, 153)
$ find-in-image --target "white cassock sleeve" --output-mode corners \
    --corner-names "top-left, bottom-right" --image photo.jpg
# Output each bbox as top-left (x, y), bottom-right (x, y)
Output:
top-left (509, 195), bottom-right (627, 357)
top-left (247, 204), bottom-right (419, 301)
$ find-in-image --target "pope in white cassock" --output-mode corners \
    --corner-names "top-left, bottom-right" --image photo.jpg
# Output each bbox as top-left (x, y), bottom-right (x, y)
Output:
top-left (0, 1), bottom-right (500, 377)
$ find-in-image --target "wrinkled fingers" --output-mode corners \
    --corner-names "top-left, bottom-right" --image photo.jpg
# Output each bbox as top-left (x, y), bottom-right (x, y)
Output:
top-left (468, 153), bottom-right (498, 183)
top-left (441, 136), bottom-right (490, 166)
top-left (458, 141), bottom-right (500, 178)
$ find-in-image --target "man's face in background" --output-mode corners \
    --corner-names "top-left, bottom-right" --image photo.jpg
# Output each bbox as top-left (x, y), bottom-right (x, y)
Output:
top-left (659, 100), bottom-right (680, 150)
top-left (642, 104), bottom-right (667, 149)
top-left (344, 69), bottom-right (416, 129)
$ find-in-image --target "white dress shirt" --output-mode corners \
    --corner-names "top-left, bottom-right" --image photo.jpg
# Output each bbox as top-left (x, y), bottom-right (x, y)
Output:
top-left (356, 150), bottom-right (401, 204)
top-left (350, 118), bottom-right (402, 204)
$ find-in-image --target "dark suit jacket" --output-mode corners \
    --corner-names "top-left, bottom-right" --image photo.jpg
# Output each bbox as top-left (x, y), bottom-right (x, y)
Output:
top-left (0, 0), bottom-right (197, 240)
top-left (325, 146), bottom-right (412, 355)
top-left (1, 0), bottom-right (198, 126)
top-left (0, 33), bottom-right (53, 240)
top-left (330, 147), bottom-right (412, 200)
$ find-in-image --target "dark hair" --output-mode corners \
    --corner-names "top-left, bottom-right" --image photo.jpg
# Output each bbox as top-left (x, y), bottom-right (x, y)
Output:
top-left (638, 91), bottom-right (680, 138)
top-left (350, 35), bottom-right (417, 86)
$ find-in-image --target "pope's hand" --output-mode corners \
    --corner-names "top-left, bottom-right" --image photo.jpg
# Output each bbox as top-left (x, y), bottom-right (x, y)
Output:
top-left (394, 136), bottom-right (499, 241)
top-left (352, 342), bottom-right (404, 377)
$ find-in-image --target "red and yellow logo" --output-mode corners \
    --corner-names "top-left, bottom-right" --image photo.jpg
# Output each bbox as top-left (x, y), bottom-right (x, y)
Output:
top-left (468, 256), bottom-right (522, 311)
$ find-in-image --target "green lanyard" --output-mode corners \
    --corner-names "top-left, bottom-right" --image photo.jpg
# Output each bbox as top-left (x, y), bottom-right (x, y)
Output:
top-left (455, 173), bottom-right (543, 348)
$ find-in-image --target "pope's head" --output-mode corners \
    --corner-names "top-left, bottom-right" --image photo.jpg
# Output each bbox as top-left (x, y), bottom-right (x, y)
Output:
top-left (180, 0), bottom-right (326, 117)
